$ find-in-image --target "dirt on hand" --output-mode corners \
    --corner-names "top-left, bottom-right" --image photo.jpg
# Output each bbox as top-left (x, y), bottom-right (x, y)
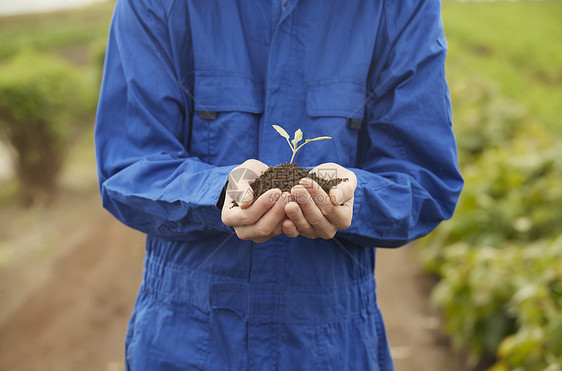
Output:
top-left (249, 163), bottom-right (348, 202)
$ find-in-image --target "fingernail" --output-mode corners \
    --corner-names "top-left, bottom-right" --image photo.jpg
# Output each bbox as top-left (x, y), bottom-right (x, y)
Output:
top-left (332, 189), bottom-right (343, 205)
top-left (240, 189), bottom-right (252, 203)
top-left (291, 185), bottom-right (305, 193)
top-left (299, 177), bottom-right (313, 187)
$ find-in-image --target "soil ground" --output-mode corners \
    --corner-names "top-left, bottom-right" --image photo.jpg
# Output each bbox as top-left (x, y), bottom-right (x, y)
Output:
top-left (0, 134), bottom-right (462, 370)
top-left (0, 214), bottom-right (463, 370)
top-left (376, 247), bottom-right (466, 371)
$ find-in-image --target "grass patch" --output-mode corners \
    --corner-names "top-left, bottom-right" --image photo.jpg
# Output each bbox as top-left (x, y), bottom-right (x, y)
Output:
top-left (0, 1), bottom-right (115, 61)
top-left (442, 0), bottom-right (562, 133)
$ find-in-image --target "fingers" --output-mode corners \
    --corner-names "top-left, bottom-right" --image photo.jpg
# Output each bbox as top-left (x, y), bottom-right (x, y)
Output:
top-left (329, 181), bottom-right (355, 206)
top-left (253, 192), bottom-right (290, 232)
top-left (238, 187), bottom-right (255, 209)
top-left (233, 192), bottom-right (290, 243)
top-left (329, 188), bottom-right (344, 206)
top-left (308, 163), bottom-right (357, 206)
top-left (222, 188), bottom-right (281, 227)
top-left (284, 201), bottom-right (313, 237)
top-left (299, 178), bottom-right (337, 214)
top-left (299, 178), bottom-right (351, 230)
top-left (225, 159), bottom-right (269, 209)
top-left (282, 218), bottom-right (300, 238)
top-left (290, 185), bottom-right (337, 239)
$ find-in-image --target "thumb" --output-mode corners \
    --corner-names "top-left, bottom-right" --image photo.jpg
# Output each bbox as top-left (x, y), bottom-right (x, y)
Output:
top-left (330, 188), bottom-right (344, 205)
top-left (238, 187), bottom-right (255, 209)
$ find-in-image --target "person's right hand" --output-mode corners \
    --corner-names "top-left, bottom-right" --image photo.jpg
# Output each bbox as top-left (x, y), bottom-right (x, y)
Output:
top-left (221, 159), bottom-right (290, 243)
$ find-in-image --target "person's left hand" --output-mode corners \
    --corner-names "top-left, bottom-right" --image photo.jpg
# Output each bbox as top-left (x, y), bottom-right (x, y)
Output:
top-left (282, 163), bottom-right (357, 239)
top-left (222, 159), bottom-right (290, 243)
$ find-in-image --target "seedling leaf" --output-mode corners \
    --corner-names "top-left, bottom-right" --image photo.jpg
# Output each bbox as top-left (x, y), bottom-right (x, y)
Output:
top-left (292, 129), bottom-right (303, 148)
top-left (272, 124), bottom-right (290, 140)
top-left (272, 124), bottom-right (332, 163)
top-left (304, 136), bottom-right (332, 143)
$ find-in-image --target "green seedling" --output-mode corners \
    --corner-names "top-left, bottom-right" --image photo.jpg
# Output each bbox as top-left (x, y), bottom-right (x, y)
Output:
top-left (272, 124), bottom-right (332, 164)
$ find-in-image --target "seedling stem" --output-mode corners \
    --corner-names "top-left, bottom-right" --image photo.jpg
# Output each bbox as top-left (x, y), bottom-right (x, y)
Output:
top-left (272, 125), bottom-right (332, 164)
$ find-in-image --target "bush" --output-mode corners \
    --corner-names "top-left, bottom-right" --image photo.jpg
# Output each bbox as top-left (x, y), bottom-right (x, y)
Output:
top-left (419, 70), bottom-right (562, 369)
top-left (422, 131), bottom-right (562, 368)
top-left (0, 51), bottom-right (84, 205)
top-left (421, 126), bottom-right (562, 273)
top-left (495, 237), bottom-right (562, 371)
top-left (432, 237), bottom-right (562, 371)
top-left (449, 74), bottom-right (526, 160)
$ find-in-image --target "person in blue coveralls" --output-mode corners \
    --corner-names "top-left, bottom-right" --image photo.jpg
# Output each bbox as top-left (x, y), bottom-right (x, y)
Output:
top-left (95, 0), bottom-right (463, 369)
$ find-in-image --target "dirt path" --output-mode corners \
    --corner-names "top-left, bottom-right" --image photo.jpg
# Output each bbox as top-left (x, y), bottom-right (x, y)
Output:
top-left (376, 246), bottom-right (464, 371)
top-left (0, 195), bottom-right (459, 370)
top-left (0, 210), bottom-right (145, 371)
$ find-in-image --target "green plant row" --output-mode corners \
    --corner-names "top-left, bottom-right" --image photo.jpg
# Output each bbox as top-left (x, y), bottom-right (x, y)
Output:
top-left (430, 237), bottom-right (562, 371)
top-left (418, 68), bottom-right (562, 370)
top-left (0, 2), bottom-right (113, 61)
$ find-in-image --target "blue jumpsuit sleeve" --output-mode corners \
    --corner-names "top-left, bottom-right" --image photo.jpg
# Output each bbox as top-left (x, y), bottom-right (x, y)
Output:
top-left (95, 0), bottom-right (236, 240)
top-left (337, 0), bottom-right (464, 248)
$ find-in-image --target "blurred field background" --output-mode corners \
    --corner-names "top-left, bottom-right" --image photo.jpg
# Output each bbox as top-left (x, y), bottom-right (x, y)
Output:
top-left (0, 0), bottom-right (560, 370)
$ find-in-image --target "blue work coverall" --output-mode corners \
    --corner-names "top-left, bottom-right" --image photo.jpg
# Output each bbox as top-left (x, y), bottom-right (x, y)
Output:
top-left (95, 0), bottom-right (463, 369)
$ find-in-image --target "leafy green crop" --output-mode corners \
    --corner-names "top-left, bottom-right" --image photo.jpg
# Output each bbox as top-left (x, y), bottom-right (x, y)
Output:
top-left (418, 58), bottom-right (562, 370)
top-left (431, 237), bottom-right (562, 371)
top-left (421, 128), bottom-right (562, 368)
top-left (272, 124), bottom-right (331, 164)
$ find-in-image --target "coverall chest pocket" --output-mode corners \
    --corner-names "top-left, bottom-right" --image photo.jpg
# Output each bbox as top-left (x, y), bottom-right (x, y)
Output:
top-left (303, 79), bottom-right (366, 167)
top-left (190, 72), bottom-right (263, 166)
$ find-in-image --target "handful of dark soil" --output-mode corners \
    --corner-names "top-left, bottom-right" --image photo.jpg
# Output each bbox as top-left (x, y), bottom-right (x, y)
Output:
top-left (229, 126), bottom-right (348, 207)
top-left (249, 163), bottom-right (347, 202)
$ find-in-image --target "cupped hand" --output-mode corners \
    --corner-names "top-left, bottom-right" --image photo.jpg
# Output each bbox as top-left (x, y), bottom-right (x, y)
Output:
top-left (221, 159), bottom-right (290, 243)
top-left (282, 162), bottom-right (357, 239)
